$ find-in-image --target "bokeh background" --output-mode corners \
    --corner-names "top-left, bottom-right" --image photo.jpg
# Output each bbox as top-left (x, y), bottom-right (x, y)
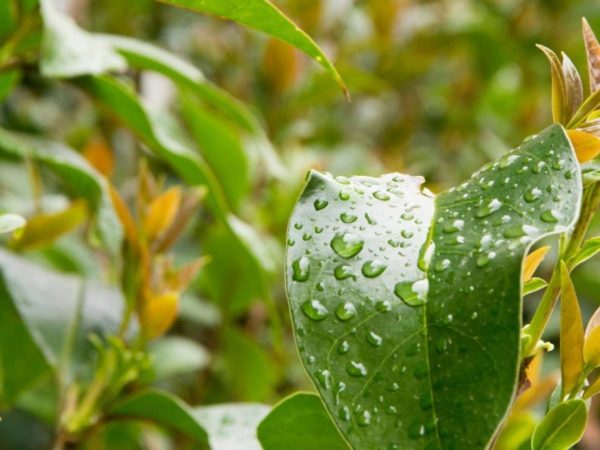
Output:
top-left (2, 0), bottom-right (600, 448)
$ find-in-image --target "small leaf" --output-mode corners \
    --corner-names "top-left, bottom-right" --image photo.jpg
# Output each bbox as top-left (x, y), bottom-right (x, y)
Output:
top-left (140, 291), bottom-right (179, 340)
top-left (83, 136), bottom-right (114, 177)
top-left (257, 393), bottom-right (349, 450)
top-left (108, 184), bottom-right (138, 247)
top-left (561, 52), bottom-right (584, 120)
top-left (143, 187), bottom-right (182, 241)
top-left (568, 236), bottom-right (600, 269)
top-left (567, 129), bottom-right (600, 163)
top-left (586, 306), bottom-right (600, 337)
top-left (0, 213), bottom-right (26, 234)
top-left (584, 325), bottom-right (600, 369)
top-left (157, 0), bottom-right (347, 95)
top-left (523, 246), bottom-right (550, 282)
top-left (13, 201), bottom-right (87, 250)
top-left (583, 18), bottom-right (600, 94)
top-left (583, 374), bottom-right (600, 399)
top-left (524, 277), bottom-right (548, 296)
top-left (531, 399), bottom-right (587, 450)
top-left (108, 388), bottom-right (209, 445)
top-left (559, 262), bottom-right (585, 397)
top-left (537, 45), bottom-right (567, 123)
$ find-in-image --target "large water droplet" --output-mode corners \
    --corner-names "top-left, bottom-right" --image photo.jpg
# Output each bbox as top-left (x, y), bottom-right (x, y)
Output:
top-left (375, 300), bottom-right (392, 313)
top-left (340, 212), bottom-right (358, 223)
top-left (315, 369), bottom-right (332, 390)
top-left (338, 340), bottom-right (350, 354)
top-left (314, 198), bottom-right (329, 210)
top-left (301, 299), bottom-right (328, 321)
top-left (367, 331), bottom-right (383, 347)
top-left (540, 209), bottom-right (559, 223)
top-left (336, 301), bottom-right (357, 321)
top-left (373, 191), bottom-right (390, 201)
top-left (475, 198), bottom-right (502, 218)
top-left (401, 230), bottom-right (414, 239)
top-left (394, 280), bottom-right (427, 306)
top-left (292, 256), bottom-right (310, 281)
top-left (524, 187), bottom-right (542, 203)
top-left (434, 259), bottom-right (450, 272)
top-left (503, 225), bottom-right (525, 238)
top-left (346, 361), bottom-right (368, 377)
top-left (357, 410), bottom-right (372, 426)
top-left (362, 260), bottom-right (387, 278)
top-left (442, 220), bottom-right (464, 233)
top-left (331, 232), bottom-right (364, 258)
top-left (334, 264), bottom-right (356, 281)
top-left (339, 190), bottom-right (350, 201)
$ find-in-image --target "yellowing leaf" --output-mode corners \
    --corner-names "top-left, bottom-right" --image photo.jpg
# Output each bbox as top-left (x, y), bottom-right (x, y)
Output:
top-left (559, 261), bottom-right (585, 397)
top-left (513, 354), bottom-right (558, 413)
top-left (523, 246), bottom-right (550, 282)
top-left (109, 184), bottom-right (138, 246)
top-left (83, 136), bottom-right (114, 177)
top-left (537, 44), bottom-right (567, 124)
top-left (140, 291), bottom-right (179, 340)
top-left (263, 38), bottom-right (300, 93)
top-left (143, 187), bottom-right (182, 241)
top-left (14, 201), bottom-right (87, 250)
top-left (583, 374), bottom-right (600, 399)
top-left (584, 326), bottom-right (600, 369)
top-left (567, 129), bottom-right (600, 163)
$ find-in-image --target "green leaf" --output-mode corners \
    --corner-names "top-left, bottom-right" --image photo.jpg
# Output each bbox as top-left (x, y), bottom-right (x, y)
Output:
top-left (194, 403), bottom-right (270, 450)
top-left (39, 0), bottom-right (126, 77)
top-left (531, 399), bottom-right (587, 450)
top-left (286, 124), bottom-right (581, 449)
top-left (0, 70), bottom-right (21, 103)
top-left (568, 236), bottom-right (600, 269)
top-left (524, 277), bottom-right (548, 296)
top-left (258, 392), bottom-right (349, 450)
top-left (0, 249), bottom-right (129, 406)
top-left (109, 388), bottom-right (208, 446)
top-left (0, 128), bottom-right (123, 253)
top-left (157, 0), bottom-right (346, 95)
top-left (148, 336), bottom-right (210, 381)
top-left (537, 45), bottom-right (567, 124)
top-left (0, 213), bottom-right (25, 234)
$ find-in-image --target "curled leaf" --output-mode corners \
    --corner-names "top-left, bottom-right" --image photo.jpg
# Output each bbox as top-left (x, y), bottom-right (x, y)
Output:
top-left (523, 246), bottom-right (550, 282)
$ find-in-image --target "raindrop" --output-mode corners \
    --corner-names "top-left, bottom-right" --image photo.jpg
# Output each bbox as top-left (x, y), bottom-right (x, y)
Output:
top-left (339, 191), bottom-right (351, 201)
top-left (357, 410), bottom-right (372, 426)
top-left (314, 198), bottom-right (329, 210)
top-left (336, 301), bottom-right (357, 321)
top-left (394, 280), bottom-right (427, 306)
top-left (331, 232), bottom-right (364, 258)
top-left (338, 340), bottom-right (350, 354)
top-left (302, 233), bottom-right (312, 241)
top-left (292, 256), bottom-right (310, 281)
top-left (334, 265), bottom-right (356, 281)
top-left (434, 259), bottom-right (450, 272)
top-left (476, 254), bottom-right (490, 268)
top-left (503, 225), bottom-right (525, 238)
top-left (540, 209), bottom-right (559, 223)
top-left (362, 260), bottom-right (387, 278)
top-left (401, 230), bottom-right (414, 239)
top-left (365, 212), bottom-right (377, 225)
top-left (373, 191), bottom-right (390, 201)
top-left (375, 300), bottom-right (392, 312)
top-left (346, 361), bottom-right (368, 377)
top-left (367, 331), bottom-right (383, 347)
top-left (475, 198), bottom-right (502, 218)
top-left (338, 406), bottom-right (351, 421)
top-left (523, 187), bottom-right (542, 203)
top-left (401, 212), bottom-right (414, 220)
top-left (301, 300), bottom-right (328, 321)
top-left (442, 220), bottom-right (464, 233)
top-left (315, 369), bottom-right (332, 390)
top-left (340, 212), bottom-right (358, 223)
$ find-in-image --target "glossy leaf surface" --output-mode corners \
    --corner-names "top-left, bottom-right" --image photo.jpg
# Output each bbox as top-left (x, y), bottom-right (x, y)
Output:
top-left (286, 125), bottom-right (581, 449)
top-left (531, 399), bottom-right (587, 450)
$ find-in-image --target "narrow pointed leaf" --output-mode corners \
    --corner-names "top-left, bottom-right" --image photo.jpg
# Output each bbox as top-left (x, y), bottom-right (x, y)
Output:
top-left (583, 18), bottom-right (600, 94)
top-left (157, 0), bottom-right (347, 95)
top-left (286, 125), bottom-right (581, 449)
top-left (257, 393), bottom-right (349, 450)
top-left (531, 399), bottom-right (587, 450)
top-left (559, 262), bottom-right (585, 397)
top-left (523, 246), bottom-right (550, 282)
top-left (561, 52), bottom-right (584, 120)
top-left (569, 237), bottom-right (600, 269)
top-left (537, 45), bottom-right (567, 123)
top-left (567, 129), bottom-right (600, 163)
top-left (524, 277), bottom-right (548, 296)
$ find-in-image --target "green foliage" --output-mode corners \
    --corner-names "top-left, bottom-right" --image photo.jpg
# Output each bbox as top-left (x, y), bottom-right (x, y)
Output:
top-left (531, 399), bottom-right (587, 450)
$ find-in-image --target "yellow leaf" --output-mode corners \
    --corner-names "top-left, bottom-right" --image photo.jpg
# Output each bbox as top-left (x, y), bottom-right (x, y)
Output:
top-left (559, 262), bottom-right (585, 397)
top-left (567, 129), bottom-right (600, 163)
top-left (108, 184), bottom-right (138, 246)
top-left (523, 246), bottom-right (550, 282)
top-left (583, 373), bottom-right (600, 399)
top-left (13, 201), bottom-right (87, 250)
top-left (140, 291), bottom-right (179, 340)
top-left (143, 187), bottom-right (182, 241)
top-left (263, 38), bottom-right (299, 93)
top-left (83, 136), bottom-right (114, 177)
top-left (584, 326), bottom-right (600, 369)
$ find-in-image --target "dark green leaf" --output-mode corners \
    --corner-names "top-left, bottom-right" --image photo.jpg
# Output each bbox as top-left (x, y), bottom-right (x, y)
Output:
top-left (0, 128), bottom-right (123, 253)
top-left (157, 0), bottom-right (346, 94)
top-left (531, 399), bottom-right (587, 450)
top-left (286, 125), bottom-right (581, 449)
top-left (109, 388), bottom-right (209, 446)
top-left (194, 403), bottom-right (270, 450)
top-left (258, 392), bottom-right (349, 450)
top-left (0, 70), bottom-right (20, 103)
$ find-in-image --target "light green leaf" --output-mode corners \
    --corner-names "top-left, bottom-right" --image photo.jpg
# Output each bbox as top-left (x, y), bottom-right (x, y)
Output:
top-left (157, 0), bottom-right (346, 94)
top-left (0, 70), bottom-right (20, 103)
top-left (39, 0), bottom-right (126, 77)
top-left (286, 125), bottom-right (581, 449)
top-left (257, 393), bottom-right (349, 450)
top-left (568, 236), bottom-right (600, 269)
top-left (531, 399), bottom-right (587, 450)
top-left (0, 213), bottom-right (25, 234)
top-left (148, 336), bottom-right (210, 381)
top-left (524, 277), bottom-right (548, 296)
top-left (109, 388), bottom-right (208, 446)
top-left (194, 403), bottom-right (270, 450)
top-left (0, 249), bottom-right (129, 406)
top-left (0, 128), bottom-right (123, 253)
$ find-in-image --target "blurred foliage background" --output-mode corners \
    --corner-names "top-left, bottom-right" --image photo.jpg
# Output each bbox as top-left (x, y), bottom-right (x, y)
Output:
top-left (3, 0), bottom-right (600, 448)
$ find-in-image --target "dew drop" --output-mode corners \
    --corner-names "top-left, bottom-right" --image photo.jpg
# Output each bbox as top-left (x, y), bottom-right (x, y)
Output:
top-left (362, 260), bottom-right (387, 278)
top-left (301, 300), bottom-right (328, 321)
top-left (357, 410), bottom-right (372, 426)
top-left (434, 259), bottom-right (450, 272)
top-left (346, 361), bottom-right (368, 377)
top-left (375, 300), bottom-right (392, 313)
top-left (334, 264), bottom-right (356, 281)
top-left (366, 331), bottom-right (383, 347)
top-left (523, 187), bottom-right (542, 203)
top-left (292, 256), bottom-right (310, 281)
top-left (540, 209), bottom-right (559, 223)
top-left (336, 301), bottom-right (357, 321)
top-left (401, 230), bottom-right (414, 239)
top-left (503, 225), bottom-right (525, 238)
top-left (339, 190), bottom-right (350, 201)
top-left (338, 340), bottom-right (350, 354)
top-left (475, 198), bottom-right (502, 218)
top-left (365, 212), bottom-right (377, 225)
top-left (331, 232), bottom-right (364, 258)
top-left (315, 369), bottom-right (332, 390)
top-left (340, 212), bottom-right (358, 223)
top-left (373, 191), bottom-right (390, 201)
top-left (314, 198), bottom-right (329, 210)
top-left (394, 280), bottom-right (427, 307)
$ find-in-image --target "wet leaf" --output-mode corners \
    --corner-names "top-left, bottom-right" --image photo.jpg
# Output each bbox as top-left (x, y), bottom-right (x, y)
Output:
top-left (523, 246), bottom-right (550, 282)
top-left (531, 399), bottom-right (587, 450)
top-left (257, 393), bottom-right (349, 450)
top-left (158, 0), bottom-right (347, 95)
top-left (560, 262), bottom-right (585, 397)
top-left (286, 125), bottom-right (581, 449)
top-left (567, 129), bottom-right (600, 163)
top-left (109, 388), bottom-right (209, 445)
